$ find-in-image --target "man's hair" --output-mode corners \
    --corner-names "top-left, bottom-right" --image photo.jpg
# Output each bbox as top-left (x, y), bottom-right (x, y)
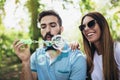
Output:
top-left (38, 10), bottom-right (62, 26)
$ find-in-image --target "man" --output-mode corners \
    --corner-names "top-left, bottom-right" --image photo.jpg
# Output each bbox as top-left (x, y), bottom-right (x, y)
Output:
top-left (13, 10), bottom-right (86, 80)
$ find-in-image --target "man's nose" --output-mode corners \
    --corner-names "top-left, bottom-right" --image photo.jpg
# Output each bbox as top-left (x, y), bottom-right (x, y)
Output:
top-left (46, 26), bottom-right (51, 32)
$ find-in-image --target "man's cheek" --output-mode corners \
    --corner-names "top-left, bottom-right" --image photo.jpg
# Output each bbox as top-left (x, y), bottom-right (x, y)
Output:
top-left (51, 31), bottom-right (58, 35)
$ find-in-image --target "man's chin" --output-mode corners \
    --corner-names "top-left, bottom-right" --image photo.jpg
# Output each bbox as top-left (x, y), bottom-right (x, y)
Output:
top-left (44, 38), bottom-right (52, 41)
top-left (47, 38), bottom-right (52, 41)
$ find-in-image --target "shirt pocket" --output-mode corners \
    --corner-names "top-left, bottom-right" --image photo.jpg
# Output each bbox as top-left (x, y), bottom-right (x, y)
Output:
top-left (55, 70), bottom-right (70, 80)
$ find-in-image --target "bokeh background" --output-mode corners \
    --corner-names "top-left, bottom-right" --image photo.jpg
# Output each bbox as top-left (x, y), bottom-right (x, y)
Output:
top-left (0, 0), bottom-right (120, 80)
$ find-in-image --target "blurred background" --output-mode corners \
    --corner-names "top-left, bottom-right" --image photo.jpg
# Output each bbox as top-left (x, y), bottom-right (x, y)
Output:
top-left (0, 0), bottom-right (120, 80)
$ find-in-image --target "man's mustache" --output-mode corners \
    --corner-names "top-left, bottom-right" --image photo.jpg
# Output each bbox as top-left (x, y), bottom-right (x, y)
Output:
top-left (43, 30), bottom-right (61, 40)
top-left (44, 32), bottom-right (54, 40)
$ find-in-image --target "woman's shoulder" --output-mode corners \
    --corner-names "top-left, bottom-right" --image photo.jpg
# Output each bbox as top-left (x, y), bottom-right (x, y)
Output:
top-left (114, 41), bottom-right (120, 57)
top-left (114, 41), bottom-right (120, 66)
top-left (114, 41), bottom-right (120, 49)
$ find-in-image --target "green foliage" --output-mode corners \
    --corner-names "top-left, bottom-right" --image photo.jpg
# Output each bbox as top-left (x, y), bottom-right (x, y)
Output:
top-left (0, 26), bottom-right (29, 62)
top-left (106, 12), bottom-right (120, 41)
top-left (111, 0), bottom-right (120, 6)
top-left (79, 0), bottom-right (95, 14)
top-left (0, 25), bottom-right (29, 79)
top-left (0, 0), bottom-right (6, 9)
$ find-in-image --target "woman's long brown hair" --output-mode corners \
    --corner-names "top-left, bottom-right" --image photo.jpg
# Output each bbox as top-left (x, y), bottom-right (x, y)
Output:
top-left (80, 12), bottom-right (119, 80)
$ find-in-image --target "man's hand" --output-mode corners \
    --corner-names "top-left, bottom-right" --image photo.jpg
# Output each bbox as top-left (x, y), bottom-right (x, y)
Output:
top-left (13, 40), bottom-right (31, 62)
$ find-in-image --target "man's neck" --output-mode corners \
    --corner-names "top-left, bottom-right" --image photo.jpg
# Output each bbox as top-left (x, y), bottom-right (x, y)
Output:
top-left (46, 50), bottom-right (61, 60)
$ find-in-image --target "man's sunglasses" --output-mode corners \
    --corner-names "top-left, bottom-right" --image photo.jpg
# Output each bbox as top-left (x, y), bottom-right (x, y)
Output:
top-left (79, 20), bottom-right (96, 31)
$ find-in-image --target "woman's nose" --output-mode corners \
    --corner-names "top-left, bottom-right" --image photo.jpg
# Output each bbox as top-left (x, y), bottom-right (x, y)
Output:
top-left (84, 26), bottom-right (89, 31)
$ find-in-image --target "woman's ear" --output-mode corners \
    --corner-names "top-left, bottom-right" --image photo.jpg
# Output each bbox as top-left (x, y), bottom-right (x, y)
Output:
top-left (60, 26), bottom-right (64, 33)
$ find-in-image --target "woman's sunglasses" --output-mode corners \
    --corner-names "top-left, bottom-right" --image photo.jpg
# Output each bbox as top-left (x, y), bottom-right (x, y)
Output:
top-left (79, 20), bottom-right (96, 31)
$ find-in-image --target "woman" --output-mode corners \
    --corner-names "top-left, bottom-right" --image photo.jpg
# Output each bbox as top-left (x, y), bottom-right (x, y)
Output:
top-left (79, 12), bottom-right (120, 80)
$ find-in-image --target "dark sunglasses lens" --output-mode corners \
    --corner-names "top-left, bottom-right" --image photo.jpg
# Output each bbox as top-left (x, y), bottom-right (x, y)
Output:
top-left (88, 20), bottom-right (95, 28)
top-left (79, 25), bottom-right (85, 31)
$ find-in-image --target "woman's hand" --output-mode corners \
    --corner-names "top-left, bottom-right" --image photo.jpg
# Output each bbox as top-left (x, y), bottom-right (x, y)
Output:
top-left (69, 41), bottom-right (80, 51)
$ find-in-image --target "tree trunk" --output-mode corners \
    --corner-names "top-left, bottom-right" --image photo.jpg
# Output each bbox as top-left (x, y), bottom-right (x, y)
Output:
top-left (27, 0), bottom-right (41, 53)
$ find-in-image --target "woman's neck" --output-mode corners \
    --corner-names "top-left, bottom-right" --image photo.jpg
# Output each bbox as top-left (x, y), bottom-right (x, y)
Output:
top-left (94, 41), bottom-right (102, 55)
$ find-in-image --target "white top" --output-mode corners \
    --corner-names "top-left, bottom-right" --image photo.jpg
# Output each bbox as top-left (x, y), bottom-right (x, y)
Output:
top-left (91, 42), bottom-right (120, 80)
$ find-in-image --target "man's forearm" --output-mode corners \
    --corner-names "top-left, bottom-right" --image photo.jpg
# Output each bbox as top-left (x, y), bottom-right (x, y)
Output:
top-left (20, 61), bottom-right (34, 80)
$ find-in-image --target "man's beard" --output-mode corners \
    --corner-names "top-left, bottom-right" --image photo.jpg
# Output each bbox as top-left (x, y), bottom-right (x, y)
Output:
top-left (42, 31), bottom-right (61, 51)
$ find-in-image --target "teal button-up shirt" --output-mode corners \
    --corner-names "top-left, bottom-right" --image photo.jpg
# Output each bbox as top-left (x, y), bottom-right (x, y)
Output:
top-left (30, 43), bottom-right (87, 80)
